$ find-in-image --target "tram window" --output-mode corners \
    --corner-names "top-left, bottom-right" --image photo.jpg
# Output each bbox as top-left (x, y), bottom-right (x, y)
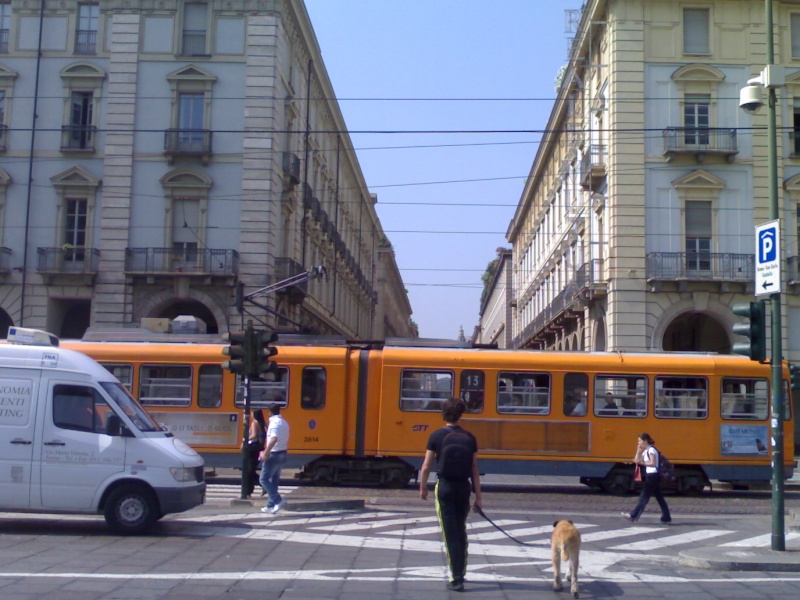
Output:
top-left (139, 365), bottom-right (192, 407)
top-left (301, 367), bottom-right (326, 410)
top-left (655, 376), bottom-right (708, 419)
top-left (235, 367), bottom-right (289, 409)
top-left (400, 369), bottom-right (453, 411)
top-left (197, 364), bottom-right (222, 408)
top-left (721, 378), bottom-right (768, 420)
top-left (563, 372), bottom-right (588, 417)
top-left (460, 369), bottom-right (484, 414)
top-left (497, 372), bottom-right (550, 415)
top-left (594, 375), bottom-right (646, 417)
top-left (101, 363), bottom-right (133, 392)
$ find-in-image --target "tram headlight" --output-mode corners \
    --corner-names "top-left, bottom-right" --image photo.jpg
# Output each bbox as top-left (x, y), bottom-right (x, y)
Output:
top-left (170, 467), bottom-right (197, 482)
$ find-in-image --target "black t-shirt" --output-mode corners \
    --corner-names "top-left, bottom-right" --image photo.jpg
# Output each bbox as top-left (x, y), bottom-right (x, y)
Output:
top-left (426, 425), bottom-right (478, 458)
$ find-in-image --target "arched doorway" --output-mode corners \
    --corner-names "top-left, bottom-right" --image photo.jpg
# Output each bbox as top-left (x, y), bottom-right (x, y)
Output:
top-left (662, 312), bottom-right (730, 353)
top-left (0, 308), bottom-right (13, 338)
top-left (157, 301), bottom-right (219, 334)
top-left (60, 302), bottom-right (91, 339)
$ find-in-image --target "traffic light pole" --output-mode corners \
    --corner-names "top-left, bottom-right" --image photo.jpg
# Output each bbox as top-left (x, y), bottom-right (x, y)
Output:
top-left (240, 372), bottom-right (252, 501)
top-left (765, 0), bottom-right (785, 552)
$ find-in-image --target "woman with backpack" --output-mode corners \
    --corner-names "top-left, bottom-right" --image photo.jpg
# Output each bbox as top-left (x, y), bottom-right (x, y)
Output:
top-left (419, 397), bottom-right (483, 592)
top-left (622, 432), bottom-right (671, 524)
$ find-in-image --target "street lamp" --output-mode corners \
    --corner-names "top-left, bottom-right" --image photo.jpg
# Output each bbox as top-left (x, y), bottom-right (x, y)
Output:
top-left (738, 0), bottom-right (785, 552)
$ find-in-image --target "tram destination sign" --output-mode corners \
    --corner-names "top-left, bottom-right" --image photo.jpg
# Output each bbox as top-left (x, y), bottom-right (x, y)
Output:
top-left (755, 219), bottom-right (781, 296)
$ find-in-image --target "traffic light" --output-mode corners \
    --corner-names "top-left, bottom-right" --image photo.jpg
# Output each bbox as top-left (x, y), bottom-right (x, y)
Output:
top-left (250, 329), bottom-right (279, 379)
top-left (222, 330), bottom-right (250, 374)
top-left (731, 301), bottom-right (766, 362)
top-left (790, 364), bottom-right (800, 391)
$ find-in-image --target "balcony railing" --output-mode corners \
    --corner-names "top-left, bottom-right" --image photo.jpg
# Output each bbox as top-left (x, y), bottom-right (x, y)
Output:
top-left (0, 247), bottom-right (11, 274)
top-left (181, 30), bottom-right (207, 56)
top-left (0, 29), bottom-right (8, 54)
top-left (645, 252), bottom-right (753, 281)
top-left (662, 127), bottom-right (738, 160)
top-left (0, 124), bottom-right (7, 152)
top-left (36, 247), bottom-right (100, 274)
top-left (580, 144), bottom-right (607, 189)
top-left (61, 125), bottom-right (97, 152)
top-left (74, 29), bottom-right (97, 55)
top-left (164, 129), bottom-right (212, 159)
top-left (125, 248), bottom-right (239, 276)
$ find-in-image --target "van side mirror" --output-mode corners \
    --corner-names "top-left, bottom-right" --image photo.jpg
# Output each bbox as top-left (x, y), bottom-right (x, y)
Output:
top-left (105, 414), bottom-right (131, 437)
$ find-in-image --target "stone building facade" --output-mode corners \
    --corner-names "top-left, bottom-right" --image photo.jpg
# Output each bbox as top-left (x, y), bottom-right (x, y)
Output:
top-left (508, 0), bottom-right (800, 363)
top-left (0, 0), bottom-right (414, 338)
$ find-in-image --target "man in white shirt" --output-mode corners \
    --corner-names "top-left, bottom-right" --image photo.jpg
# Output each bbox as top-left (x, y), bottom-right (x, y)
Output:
top-left (259, 404), bottom-right (290, 514)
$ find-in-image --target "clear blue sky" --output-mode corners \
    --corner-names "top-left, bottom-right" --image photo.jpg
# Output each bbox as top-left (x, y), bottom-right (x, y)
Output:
top-left (304, 1), bottom-right (583, 339)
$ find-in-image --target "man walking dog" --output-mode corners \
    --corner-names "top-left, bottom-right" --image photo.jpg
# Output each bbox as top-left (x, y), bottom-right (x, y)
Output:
top-left (419, 397), bottom-right (482, 592)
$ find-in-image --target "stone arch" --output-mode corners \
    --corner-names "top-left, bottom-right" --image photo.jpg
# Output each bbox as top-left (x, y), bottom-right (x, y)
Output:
top-left (650, 295), bottom-right (735, 352)
top-left (136, 288), bottom-right (228, 334)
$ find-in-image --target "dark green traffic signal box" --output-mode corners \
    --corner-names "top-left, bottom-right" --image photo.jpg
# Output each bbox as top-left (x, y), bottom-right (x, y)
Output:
top-left (731, 300), bottom-right (766, 362)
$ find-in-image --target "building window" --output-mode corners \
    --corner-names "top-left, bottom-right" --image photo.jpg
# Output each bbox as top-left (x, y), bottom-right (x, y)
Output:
top-left (177, 92), bottom-right (205, 151)
top-left (64, 198), bottom-right (87, 262)
top-left (0, 2), bottom-right (10, 54)
top-left (165, 66), bottom-right (216, 161)
top-left (684, 7), bottom-right (710, 55)
top-left (171, 197), bottom-right (200, 269)
top-left (65, 91), bottom-right (94, 150)
top-left (182, 1), bottom-right (208, 56)
top-left (75, 3), bottom-right (98, 55)
top-left (685, 200), bottom-right (712, 271)
top-left (683, 94), bottom-right (710, 146)
top-left (59, 63), bottom-right (105, 153)
top-left (793, 14), bottom-right (800, 59)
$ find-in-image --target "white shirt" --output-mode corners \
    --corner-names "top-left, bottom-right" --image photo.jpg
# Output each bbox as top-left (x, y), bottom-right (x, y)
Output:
top-left (643, 446), bottom-right (659, 474)
top-left (266, 414), bottom-right (290, 452)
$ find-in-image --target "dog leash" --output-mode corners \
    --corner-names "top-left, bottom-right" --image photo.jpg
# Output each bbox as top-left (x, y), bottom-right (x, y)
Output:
top-left (475, 507), bottom-right (537, 547)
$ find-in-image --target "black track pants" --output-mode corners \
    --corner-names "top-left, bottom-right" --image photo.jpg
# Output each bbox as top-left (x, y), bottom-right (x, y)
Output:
top-left (435, 478), bottom-right (471, 584)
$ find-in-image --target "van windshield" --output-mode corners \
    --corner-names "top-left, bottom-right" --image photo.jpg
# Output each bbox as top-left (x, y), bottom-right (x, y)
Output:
top-left (100, 382), bottom-right (161, 432)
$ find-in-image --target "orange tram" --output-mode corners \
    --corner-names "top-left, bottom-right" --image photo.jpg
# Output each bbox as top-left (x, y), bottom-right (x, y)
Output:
top-left (62, 334), bottom-right (795, 495)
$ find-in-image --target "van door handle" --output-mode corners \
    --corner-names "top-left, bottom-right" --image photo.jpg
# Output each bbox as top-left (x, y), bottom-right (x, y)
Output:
top-left (43, 440), bottom-right (66, 446)
top-left (11, 438), bottom-right (33, 445)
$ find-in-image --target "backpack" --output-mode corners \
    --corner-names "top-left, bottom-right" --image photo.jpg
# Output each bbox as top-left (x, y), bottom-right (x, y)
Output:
top-left (657, 450), bottom-right (677, 484)
top-left (437, 428), bottom-right (475, 480)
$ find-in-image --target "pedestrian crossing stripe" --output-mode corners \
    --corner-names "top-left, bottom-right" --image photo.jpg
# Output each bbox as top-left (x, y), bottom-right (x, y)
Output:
top-left (720, 531), bottom-right (800, 547)
top-left (204, 485), bottom-right (299, 499)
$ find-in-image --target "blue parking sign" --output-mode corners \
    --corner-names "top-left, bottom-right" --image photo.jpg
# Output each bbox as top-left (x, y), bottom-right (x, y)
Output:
top-left (758, 226), bottom-right (777, 263)
top-left (754, 220), bottom-right (780, 296)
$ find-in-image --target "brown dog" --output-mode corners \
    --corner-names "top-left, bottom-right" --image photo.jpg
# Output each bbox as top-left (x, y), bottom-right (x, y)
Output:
top-left (551, 520), bottom-right (581, 598)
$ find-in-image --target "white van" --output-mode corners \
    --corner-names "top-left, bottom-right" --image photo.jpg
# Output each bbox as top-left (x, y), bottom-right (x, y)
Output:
top-left (0, 327), bottom-right (206, 534)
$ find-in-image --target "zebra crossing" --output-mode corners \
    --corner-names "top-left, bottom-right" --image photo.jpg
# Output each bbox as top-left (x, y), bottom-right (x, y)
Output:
top-left (184, 493), bottom-right (800, 555)
top-left (204, 483), bottom-right (299, 503)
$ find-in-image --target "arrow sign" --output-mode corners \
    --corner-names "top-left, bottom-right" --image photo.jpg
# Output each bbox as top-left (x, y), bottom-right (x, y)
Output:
top-left (755, 220), bottom-right (781, 297)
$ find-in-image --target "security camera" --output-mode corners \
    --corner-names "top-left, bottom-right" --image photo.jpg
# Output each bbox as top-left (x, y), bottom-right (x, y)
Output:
top-left (739, 85), bottom-right (764, 114)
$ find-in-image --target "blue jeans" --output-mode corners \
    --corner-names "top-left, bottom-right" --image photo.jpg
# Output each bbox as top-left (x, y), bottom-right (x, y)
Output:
top-left (259, 451), bottom-right (288, 506)
top-left (631, 473), bottom-right (671, 522)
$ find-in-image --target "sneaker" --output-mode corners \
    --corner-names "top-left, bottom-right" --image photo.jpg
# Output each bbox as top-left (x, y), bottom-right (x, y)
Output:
top-left (621, 512), bottom-right (635, 522)
top-left (446, 581), bottom-right (464, 592)
top-left (260, 506), bottom-right (272, 513)
top-left (270, 499), bottom-right (286, 514)
top-left (660, 518), bottom-right (672, 524)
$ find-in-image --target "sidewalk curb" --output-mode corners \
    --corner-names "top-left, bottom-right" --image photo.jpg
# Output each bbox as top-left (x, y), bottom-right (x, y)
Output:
top-left (679, 547), bottom-right (800, 572)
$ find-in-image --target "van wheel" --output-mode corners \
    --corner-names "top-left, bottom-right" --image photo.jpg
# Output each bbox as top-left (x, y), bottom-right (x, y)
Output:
top-left (104, 485), bottom-right (158, 535)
